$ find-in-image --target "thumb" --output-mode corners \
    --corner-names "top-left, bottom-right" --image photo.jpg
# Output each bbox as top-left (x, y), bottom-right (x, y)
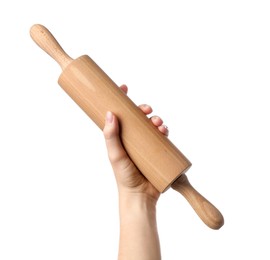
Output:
top-left (103, 111), bottom-right (129, 165)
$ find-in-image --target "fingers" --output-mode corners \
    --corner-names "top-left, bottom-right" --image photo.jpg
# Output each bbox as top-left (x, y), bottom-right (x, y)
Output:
top-left (103, 111), bottom-right (129, 165)
top-left (119, 84), bottom-right (169, 136)
top-left (138, 104), bottom-right (153, 115)
top-left (119, 84), bottom-right (128, 95)
top-left (150, 116), bottom-right (169, 136)
top-left (158, 125), bottom-right (169, 136)
top-left (150, 115), bottom-right (163, 126)
top-left (138, 106), bottom-right (169, 136)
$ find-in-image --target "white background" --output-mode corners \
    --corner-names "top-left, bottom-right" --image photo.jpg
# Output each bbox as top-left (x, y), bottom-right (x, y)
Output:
top-left (1, 1), bottom-right (270, 259)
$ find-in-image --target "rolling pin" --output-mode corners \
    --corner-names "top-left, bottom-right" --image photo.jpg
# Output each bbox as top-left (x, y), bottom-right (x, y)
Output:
top-left (30, 24), bottom-right (224, 229)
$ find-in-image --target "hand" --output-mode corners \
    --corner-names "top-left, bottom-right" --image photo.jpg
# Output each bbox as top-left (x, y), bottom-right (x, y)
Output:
top-left (103, 85), bottom-right (169, 202)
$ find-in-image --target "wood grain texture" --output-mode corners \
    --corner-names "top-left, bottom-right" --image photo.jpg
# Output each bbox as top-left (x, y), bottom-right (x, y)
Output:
top-left (58, 55), bottom-right (191, 192)
top-left (30, 24), bottom-right (224, 229)
top-left (172, 174), bottom-right (224, 229)
top-left (30, 24), bottom-right (191, 192)
top-left (30, 24), bottom-right (73, 70)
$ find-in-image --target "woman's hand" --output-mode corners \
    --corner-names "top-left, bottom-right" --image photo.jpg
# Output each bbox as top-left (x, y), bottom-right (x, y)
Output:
top-left (103, 85), bottom-right (165, 260)
top-left (103, 85), bottom-right (168, 202)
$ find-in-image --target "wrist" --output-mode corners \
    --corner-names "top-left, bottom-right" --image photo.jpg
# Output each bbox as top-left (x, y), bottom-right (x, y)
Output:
top-left (117, 192), bottom-right (161, 260)
top-left (119, 192), bottom-right (158, 210)
top-left (118, 193), bottom-right (158, 238)
top-left (118, 193), bottom-right (158, 223)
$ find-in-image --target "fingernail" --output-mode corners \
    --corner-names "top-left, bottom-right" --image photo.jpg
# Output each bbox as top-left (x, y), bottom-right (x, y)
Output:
top-left (143, 104), bottom-right (152, 109)
top-left (106, 111), bottom-right (113, 123)
top-left (163, 125), bottom-right (169, 135)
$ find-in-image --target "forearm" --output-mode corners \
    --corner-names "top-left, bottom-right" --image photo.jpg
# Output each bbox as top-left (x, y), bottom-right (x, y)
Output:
top-left (118, 194), bottom-right (161, 260)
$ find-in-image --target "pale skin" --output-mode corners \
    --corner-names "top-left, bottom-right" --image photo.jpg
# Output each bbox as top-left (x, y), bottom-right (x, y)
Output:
top-left (103, 85), bottom-right (168, 260)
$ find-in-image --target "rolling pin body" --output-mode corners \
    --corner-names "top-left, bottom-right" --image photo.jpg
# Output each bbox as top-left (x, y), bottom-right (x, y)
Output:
top-left (30, 24), bottom-right (224, 229)
top-left (31, 24), bottom-right (191, 192)
top-left (59, 55), bottom-right (191, 192)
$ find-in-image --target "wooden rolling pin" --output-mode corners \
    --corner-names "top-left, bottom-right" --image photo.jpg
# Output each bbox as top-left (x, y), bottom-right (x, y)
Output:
top-left (30, 24), bottom-right (224, 229)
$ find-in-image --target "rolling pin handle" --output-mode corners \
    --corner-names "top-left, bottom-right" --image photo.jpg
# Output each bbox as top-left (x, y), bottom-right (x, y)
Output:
top-left (30, 24), bottom-right (73, 70)
top-left (172, 174), bottom-right (224, 230)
